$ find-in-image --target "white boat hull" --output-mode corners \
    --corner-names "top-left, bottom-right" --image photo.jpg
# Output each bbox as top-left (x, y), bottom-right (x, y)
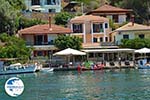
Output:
top-left (0, 64), bottom-right (37, 75)
top-left (41, 68), bottom-right (54, 72)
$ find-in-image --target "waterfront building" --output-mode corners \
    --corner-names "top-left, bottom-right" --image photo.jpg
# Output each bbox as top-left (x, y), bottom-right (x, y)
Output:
top-left (110, 22), bottom-right (150, 45)
top-left (18, 17), bottom-right (71, 58)
top-left (68, 15), bottom-right (113, 49)
top-left (67, 14), bottom-right (137, 65)
top-left (24, 0), bottom-right (61, 13)
top-left (82, 48), bottom-right (135, 67)
top-left (87, 4), bottom-right (132, 24)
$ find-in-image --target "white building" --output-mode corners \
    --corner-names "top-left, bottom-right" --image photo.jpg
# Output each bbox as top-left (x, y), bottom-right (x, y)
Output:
top-left (87, 4), bottom-right (133, 24)
top-left (24, 0), bottom-right (61, 13)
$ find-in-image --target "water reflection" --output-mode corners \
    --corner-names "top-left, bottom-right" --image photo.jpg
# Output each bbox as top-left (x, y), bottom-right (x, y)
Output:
top-left (1, 69), bottom-right (150, 99)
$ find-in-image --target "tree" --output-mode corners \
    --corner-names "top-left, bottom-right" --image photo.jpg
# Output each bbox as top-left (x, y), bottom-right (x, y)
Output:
top-left (0, 33), bottom-right (32, 62)
top-left (54, 12), bottom-right (74, 26)
top-left (0, 0), bottom-right (17, 34)
top-left (120, 38), bottom-right (150, 49)
top-left (5, 0), bottom-right (26, 10)
top-left (71, 0), bottom-right (108, 14)
top-left (83, 0), bottom-right (105, 13)
top-left (18, 17), bottom-right (47, 30)
top-left (54, 35), bottom-right (82, 50)
top-left (0, 0), bottom-right (25, 35)
top-left (72, 0), bottom-right (91, 4)
top-left (109, 0), bottom-right (150, 24)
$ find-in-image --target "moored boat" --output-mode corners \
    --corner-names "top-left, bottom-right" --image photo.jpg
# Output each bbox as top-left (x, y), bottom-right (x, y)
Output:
top-left (77, 62), bottom-right (104, 71)
top-left (41, 67), bottom-right (54, 72)
top-left (137, 58), bottom-right (150, 69)
top-left (0, 59), bottom-right (38, 75)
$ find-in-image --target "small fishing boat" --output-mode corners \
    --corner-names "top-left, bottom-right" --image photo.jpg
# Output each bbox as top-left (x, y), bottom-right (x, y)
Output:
top-left (137, 58), bottom-right (150, 69)
top-left (40, 67), bottom-right (54, 72)
top-left (0, 58), bottom-right (39, 75)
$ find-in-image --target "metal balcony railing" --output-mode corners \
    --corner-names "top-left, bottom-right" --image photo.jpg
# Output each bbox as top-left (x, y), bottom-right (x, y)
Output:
top-left (100, 42), bottom-right (116, 46)
top-left (26, 41), bottom-right (54, 46)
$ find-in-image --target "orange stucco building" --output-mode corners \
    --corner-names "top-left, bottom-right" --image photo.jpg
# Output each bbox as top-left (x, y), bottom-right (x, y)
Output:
top-left (68, 15), bottom-right (112, 48)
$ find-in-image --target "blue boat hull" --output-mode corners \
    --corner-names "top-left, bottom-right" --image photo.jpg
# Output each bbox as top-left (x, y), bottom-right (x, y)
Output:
top-left (138, 59), bottom-right (150, 69)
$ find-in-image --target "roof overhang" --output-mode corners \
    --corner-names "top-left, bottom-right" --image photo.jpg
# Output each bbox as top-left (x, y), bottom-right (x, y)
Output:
top-left (82, 48), bottom-right (135, 53)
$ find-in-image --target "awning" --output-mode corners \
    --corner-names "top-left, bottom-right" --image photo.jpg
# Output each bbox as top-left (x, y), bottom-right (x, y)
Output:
top-left (82, 48), bottom-right (135, 53)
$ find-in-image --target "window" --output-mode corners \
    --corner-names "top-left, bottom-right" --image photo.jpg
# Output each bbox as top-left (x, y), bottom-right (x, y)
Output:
top-left (47, 0), bottom-right (56, 5)
top-left (37, 51), bottom-right (43, 56)
top-left (35, 35), bottom-right (44, 45)
top-left (105, 37), bottom-right (108, 42)
top-left (49, 9), bottom-right (55, 13)
top-left (139, 34), bottom-right (145, 39)
top-left (32, 0), bottom-right (40, 5)
top-left (93, 23), bottom-right (103, 33)
top-left (48, 40), bottom-right (54, 45)
top-left (100, 37), bottom-right (103, 42)
top-left (123, 35), bottom-right (129, 39)
top-left (93, 38), bottom-right (97, 43)
top-left (73, 24), bottom-right (83, 33)
top-left (105, 23), bottom-right (108, 28)
top-left (113, 15), bottom-right (118, 23)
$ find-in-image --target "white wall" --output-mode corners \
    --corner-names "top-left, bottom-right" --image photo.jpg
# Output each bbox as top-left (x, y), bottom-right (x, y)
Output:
top-left (115, 32), bottom-right (135, 44)
top-left (107, 15), bottom-right (126, 24)
top-left (24, 0), bottom-right (61, 13)
top-left (118, 15), bottom-right (126, 24)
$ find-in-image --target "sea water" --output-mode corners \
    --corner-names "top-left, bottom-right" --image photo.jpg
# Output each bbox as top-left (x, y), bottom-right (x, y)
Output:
top-left (0, 69), bottom-right (150, 100)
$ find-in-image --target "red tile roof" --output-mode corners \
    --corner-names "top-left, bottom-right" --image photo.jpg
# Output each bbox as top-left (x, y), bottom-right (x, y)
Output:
top-left (18, 24), bottom-right (72, 35)
top-left (87, 4), bottom-right (132, 14)
top-left (70, 15), bottom-right (109, 23)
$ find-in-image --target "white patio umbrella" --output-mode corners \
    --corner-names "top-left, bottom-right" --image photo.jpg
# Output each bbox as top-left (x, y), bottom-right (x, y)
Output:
top-left (135, 47), bottom-right (150, 59)
top-left (53, 48), bottom-right (86, 56)
top-left (53, 48), bottom-right (86, 65)
top-left (135, 47), bottom-right (150, 53)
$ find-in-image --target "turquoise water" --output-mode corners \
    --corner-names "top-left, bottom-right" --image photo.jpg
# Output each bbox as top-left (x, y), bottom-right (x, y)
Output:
top-left (1, 69), bottom-right (150, 100)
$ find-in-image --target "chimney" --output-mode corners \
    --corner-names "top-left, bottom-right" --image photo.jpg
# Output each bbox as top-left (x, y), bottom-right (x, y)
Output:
top-left (130, 15), bottom-right (135, 26)
top-left (49, 16), bottom-right (52, 31)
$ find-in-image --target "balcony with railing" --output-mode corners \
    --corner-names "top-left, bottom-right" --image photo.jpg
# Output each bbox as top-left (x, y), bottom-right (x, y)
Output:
top-left (34, 41), bottom-right (54, 45)
top-left (100, 42), bottom-right (116, 46)
top-left (92, 23), bottom-right (104, 34)
top-left (26, 41), bottom-right (54, 46)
